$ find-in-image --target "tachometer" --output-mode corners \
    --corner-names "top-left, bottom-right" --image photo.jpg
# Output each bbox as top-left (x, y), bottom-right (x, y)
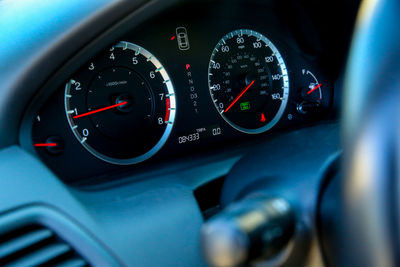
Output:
top-left (65, 41), bottom-right (176, 165)
top-left (208, 29), bottom-right (289, 134)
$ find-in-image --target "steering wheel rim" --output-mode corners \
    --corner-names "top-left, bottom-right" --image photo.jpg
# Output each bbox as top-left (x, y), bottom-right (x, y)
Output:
top-left (342, 0), bottom-right (400, 266)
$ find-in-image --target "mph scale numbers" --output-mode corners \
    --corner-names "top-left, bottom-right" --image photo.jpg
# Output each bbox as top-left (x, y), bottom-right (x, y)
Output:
top-left (208, 29), bottom-right (289, 134)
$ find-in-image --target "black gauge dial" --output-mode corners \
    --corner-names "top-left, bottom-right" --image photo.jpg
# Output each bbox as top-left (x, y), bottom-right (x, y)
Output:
top-left (208, 29), bottom-right (289, 134)
top-left (297, 69), bottom-right (324, 114)
top-left (65, 42), bottom-right (176, 165)
top-left (300, 69), bottom-right (322, 102)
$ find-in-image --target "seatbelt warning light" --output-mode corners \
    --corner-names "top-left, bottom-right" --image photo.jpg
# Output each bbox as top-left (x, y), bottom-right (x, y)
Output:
top-left (261, 113), bottom-right (266, 122)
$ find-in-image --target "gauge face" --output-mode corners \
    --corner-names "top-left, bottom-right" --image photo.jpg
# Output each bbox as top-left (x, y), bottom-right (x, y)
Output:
top-left (208, 29), bottom-right (289, 134)
top-left (300, 69), bottom-right (322, 102)
top-left (297, 69), bottom-right (323, 114)
top-left (65, 42), bottom-right (176, 165)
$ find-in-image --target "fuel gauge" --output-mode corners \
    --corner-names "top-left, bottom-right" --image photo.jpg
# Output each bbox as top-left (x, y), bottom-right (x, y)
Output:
top-left (297, 69), bottom-right (323, 114)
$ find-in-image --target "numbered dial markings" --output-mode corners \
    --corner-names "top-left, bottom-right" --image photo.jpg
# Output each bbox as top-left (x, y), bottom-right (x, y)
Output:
top-left (65, 42), bottom-right (176, 165)
top-left (208, 29), bottom-right (289, 134)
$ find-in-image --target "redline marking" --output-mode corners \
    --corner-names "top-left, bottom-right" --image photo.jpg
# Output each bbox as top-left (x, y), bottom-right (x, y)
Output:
top-left (171, 36), bottom-right (176, 40)
top-left (165, 97), bottom-right (171, 122)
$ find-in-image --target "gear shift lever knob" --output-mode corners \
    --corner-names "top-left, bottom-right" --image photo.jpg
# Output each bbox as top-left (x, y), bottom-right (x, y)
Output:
top-left (201, 197), bottom-right (295, 267)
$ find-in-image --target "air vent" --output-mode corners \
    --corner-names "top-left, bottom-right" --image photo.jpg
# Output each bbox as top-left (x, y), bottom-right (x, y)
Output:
top-left (0, 224), bottom-right (88, 267)
top-left (194, 176), bottom-right (225, 220)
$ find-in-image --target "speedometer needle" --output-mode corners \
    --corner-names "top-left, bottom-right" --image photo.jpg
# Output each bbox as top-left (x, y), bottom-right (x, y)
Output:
top-left (224, 80), bottom-right (255, 113)
top-left (73, 101), bottom-right (128, 119)
top-left (307, 83), bottom-right (322, 95)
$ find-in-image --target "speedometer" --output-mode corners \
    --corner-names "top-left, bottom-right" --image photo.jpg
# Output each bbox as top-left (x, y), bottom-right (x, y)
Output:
top-left (208, 29), bottom-right (289, 134)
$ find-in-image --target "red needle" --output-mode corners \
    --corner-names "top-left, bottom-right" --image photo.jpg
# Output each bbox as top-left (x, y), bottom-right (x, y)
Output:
top-left (34, 143), bottom-right (57, 147)
top-left (225, 80), bottom-right (255, 113)
top-left (307, 83), bottom-right (322, 95)
top-left (73, 101), bottom-right (128, 119)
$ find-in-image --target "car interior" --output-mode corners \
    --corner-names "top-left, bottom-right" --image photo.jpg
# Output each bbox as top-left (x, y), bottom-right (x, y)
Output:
top-left (1, 0), bottom-right (399, 266)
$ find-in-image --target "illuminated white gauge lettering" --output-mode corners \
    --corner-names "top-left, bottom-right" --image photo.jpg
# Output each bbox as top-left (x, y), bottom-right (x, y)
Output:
top-left (208, 29), bottom-right (289, 134)
top-left (64, 41), bottom-right (176, 165)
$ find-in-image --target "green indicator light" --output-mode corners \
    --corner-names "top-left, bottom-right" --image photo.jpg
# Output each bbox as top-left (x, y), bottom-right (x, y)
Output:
top-left (240, 101), bottom-right (251, 111)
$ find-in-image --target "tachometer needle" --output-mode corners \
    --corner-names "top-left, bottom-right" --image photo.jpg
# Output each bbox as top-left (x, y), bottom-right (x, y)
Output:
top-left (73, 101), bottom-right (128, 119)
top-left (307, 83), bottom-right (322, 95)
top-left (225, 80), bottom-right (255, 113)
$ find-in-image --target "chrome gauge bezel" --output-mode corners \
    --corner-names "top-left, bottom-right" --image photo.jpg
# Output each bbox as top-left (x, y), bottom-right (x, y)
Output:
top-left (208, 29), bottom-right (289, 134)
top-left (64, 41), bottom-right (176, 165)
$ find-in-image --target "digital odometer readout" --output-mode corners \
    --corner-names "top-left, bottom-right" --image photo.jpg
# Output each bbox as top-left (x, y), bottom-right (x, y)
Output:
top-left (178, 125), bottom-right (222, 144)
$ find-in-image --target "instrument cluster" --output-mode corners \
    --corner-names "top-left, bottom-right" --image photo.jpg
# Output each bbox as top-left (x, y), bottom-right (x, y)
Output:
top-left (27, 2), bottom-right (334, 183)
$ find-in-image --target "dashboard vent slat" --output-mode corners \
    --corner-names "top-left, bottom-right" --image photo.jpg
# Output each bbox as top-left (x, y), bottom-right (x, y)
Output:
top-left (55, 257), bottom-right (88, 267)
top-left (0, 228), bottom-right (52, 258)
top-left (0, 224), bottom-right (89, 267)
top-left (6, 243), bottom-right (71, 266)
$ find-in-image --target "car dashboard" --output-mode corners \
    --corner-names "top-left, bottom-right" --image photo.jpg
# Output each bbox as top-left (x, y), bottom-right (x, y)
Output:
top-left (0, 0), bottom-right (360, 266)
top-left (18, 0), bottom-right (346, 185)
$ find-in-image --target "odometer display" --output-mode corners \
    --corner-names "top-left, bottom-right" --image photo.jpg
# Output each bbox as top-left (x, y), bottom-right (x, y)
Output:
top-left (208, 29), bottom-right (289, 134)
top-left (65, 42), bottom-right (176, 165)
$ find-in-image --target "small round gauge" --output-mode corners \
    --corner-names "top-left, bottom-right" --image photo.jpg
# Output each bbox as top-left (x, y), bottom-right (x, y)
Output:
top-left (297, 69), bottom-right (323, 114)
top-left (65, 42), bottom-right (176, 165)
top-left (208, 29), bottom-right (289, 134)
top-left (300, 69), bottom-right (322, 102)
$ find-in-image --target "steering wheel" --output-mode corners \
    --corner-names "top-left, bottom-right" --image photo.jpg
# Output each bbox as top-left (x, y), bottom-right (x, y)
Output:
top-left (201, 0), bottom-right (400, 266)
top-left (341, 0), bottom-right (400, 265)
